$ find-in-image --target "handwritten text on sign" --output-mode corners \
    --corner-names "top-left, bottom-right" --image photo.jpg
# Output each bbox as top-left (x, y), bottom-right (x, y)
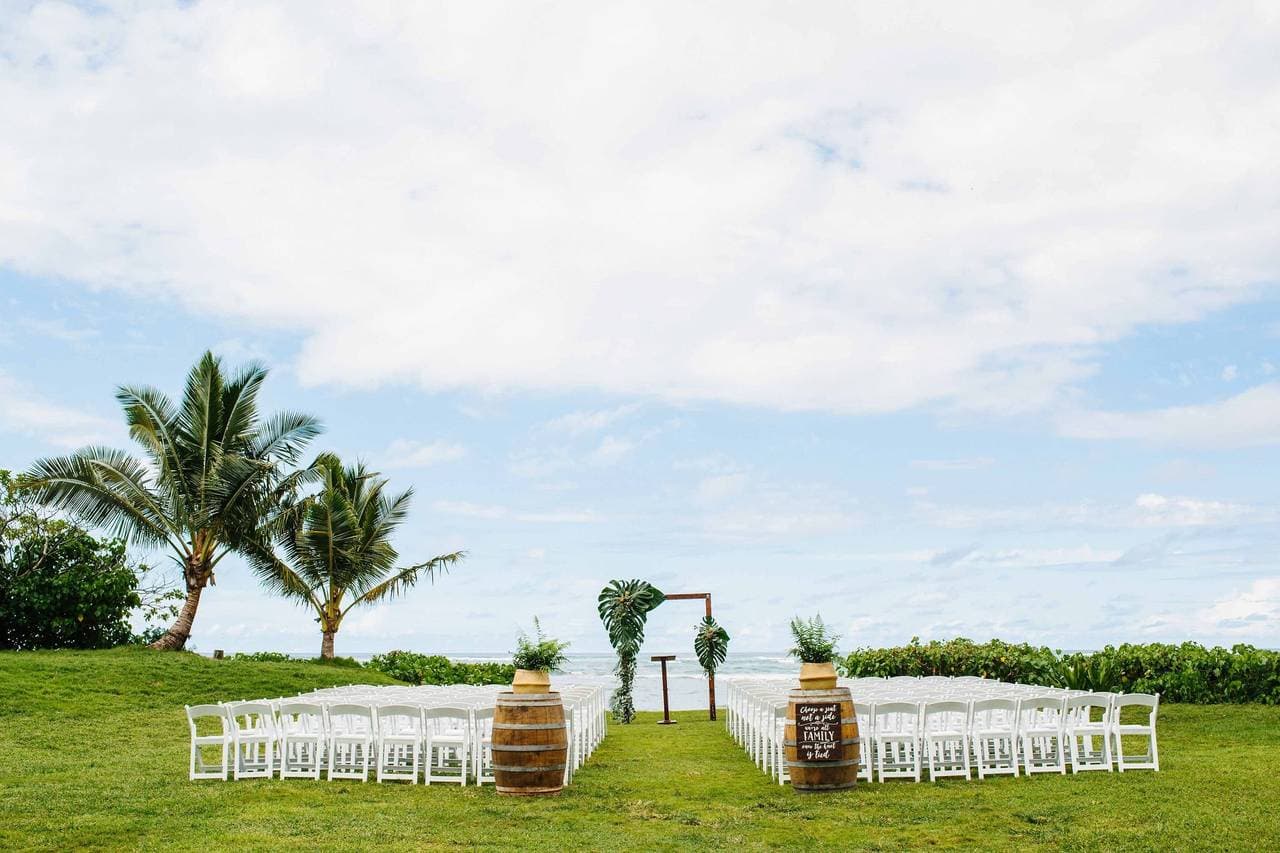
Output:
top-left (795, 702), bottom-right (843, 761)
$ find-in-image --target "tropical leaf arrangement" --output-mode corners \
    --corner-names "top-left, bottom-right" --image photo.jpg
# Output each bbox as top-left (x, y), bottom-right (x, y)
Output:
top-left (597, 579), bottom-right (665, 723)
top-left (512, 617), bottom-right (571, 672)
top-left (693, 615), bottom-right (730, 676)
top-left (788, 614), bottom-right (840, 664)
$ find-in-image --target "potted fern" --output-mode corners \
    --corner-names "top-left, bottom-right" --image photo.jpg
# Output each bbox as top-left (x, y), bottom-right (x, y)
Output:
top-left (789, 614), bottom-right (840, 690)
top-left (511, 617), bottom-right (571, 694)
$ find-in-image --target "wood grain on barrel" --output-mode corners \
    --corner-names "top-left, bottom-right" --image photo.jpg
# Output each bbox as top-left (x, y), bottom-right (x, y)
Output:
top-left (493, 691), bottom-right (569, 796)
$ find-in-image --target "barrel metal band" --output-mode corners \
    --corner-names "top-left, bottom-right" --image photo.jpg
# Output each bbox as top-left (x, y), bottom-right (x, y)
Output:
top-left (491, 743), bottom-right (568, 753)
top-left (493, 722), bottom-right (568, 730)
top-left (493, 763), bottom-right (568, 772)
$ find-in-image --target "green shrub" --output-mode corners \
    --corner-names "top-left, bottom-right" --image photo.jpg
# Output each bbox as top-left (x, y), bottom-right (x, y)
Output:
top-left (0, 526), bottom-right (142, 651)
top-left (366, 650), bottom-right (516, 685)
top-left (231, 651), bottom-right (294, 663)
top-left (839, 637), bottom-right (1280, 704)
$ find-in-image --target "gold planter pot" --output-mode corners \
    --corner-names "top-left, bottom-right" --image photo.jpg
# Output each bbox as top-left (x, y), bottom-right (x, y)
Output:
top-left (798, 661), bottom-right (838, 690)
top-left (512, 668), bottom-right (552, 694)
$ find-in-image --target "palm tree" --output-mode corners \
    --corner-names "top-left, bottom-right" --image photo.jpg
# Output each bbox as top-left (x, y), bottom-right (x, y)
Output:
top-left (22, 352), bottom-right (321, 650)
top-left (597, 579), bottom-right (665, 723)
top-left (250, 453), bottom-right (463, 659)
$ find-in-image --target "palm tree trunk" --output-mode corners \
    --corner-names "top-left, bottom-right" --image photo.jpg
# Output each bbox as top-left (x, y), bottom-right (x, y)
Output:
top-left (149, 555), bottom-right (209, 651)
top-left (149, 583), bottom-right (202, 651)
top-left (321, 629), bottom-right (335, 660)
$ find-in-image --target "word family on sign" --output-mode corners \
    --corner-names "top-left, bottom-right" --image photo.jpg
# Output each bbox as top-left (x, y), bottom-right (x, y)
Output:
top-left (795, 702), bottom-right (843, 761)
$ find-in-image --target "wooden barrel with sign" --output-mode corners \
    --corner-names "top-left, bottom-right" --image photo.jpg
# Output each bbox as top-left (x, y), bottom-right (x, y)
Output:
top-left (493, 692), bottom-right (569, 796)
top-left (784, 686), bottom-right (858, 792)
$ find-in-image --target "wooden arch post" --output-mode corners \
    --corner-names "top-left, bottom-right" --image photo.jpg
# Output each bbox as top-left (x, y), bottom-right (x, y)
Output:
top-left (664, 592), bottom-right (717, 720)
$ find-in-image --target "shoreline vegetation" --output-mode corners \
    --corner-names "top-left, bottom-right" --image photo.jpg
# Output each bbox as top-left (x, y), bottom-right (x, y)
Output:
top-left (2, 648), bottom-right (1278, 850)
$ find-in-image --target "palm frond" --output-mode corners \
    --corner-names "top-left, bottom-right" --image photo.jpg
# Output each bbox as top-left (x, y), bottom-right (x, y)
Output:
top-left (346, 551), bottom-right (464, 613)
top-left (22, 448), bottom-right (181, 550)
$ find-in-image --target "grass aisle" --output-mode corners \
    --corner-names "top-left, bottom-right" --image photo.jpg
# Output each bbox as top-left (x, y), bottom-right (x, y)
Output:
top-left (1, 649), bottom-right (1278, 850)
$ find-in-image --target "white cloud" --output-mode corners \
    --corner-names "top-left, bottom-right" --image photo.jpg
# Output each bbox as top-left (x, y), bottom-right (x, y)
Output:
top-left (381, 438), bottom-right (466, 468)
top-left (586, 435), bottom-right (634, 466)
top-left (0, 369), bottom-right (118, 449)
top-left (913, 493), bottom-right (1275, 530)
top-left (543, 403), bottom-right (641, 436)
top-left (909, 457), bottom-right (994, 471)
top-left (431, 499), bottom-right (600, 524)
top-left (3, 4), bottom-right (1277, 414)
top-left (1132, 493), bottom-right (1265, 527)
top-left (1060, 383), bottom-right (1280, 448)
top-left (1221, 364), bottom-right (1238, 382)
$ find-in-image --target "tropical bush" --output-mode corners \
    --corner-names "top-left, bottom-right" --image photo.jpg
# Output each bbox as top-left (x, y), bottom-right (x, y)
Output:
top-left (0, 526), bottom-right (141, 650)
top-left (230, 651), bottom-right (293, 663)
top-left (366, 650), bottom-right (515, 685)
top-left (788, 614), bottom-right (839, 663)
top-left (840, 637), bottom-right (1280, 704)
top-left (1, 470), bottom-right (163, 650)
top-left (512, 618), bottom-right (570, 672)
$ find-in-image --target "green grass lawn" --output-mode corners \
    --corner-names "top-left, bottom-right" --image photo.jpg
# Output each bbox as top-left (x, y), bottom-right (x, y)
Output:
top-left (1, 648), bottom-right (1278, 851)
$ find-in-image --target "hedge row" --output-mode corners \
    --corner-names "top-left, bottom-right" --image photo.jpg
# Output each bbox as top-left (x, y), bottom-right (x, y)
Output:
top-left (365, 651), bottom-right (515, 686)
top-left (839, 638), bottom-right (1280, 704)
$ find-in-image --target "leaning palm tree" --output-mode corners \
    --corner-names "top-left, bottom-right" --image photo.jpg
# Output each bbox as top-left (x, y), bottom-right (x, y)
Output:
top-left (22, 352), bottom-right (321, 650)
top-left (597, 579), bottom-right (665, 723)
top-left (250, 453), bottom-right (463, 659)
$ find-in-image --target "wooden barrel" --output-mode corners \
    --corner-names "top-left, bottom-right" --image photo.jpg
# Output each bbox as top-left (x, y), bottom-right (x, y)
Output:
top-left (493, 692), bottom-right (568, 796)
top-left (784, 686), bottom-right (858, 792)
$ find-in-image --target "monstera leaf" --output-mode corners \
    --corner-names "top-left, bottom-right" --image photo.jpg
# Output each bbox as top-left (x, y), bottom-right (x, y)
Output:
top-left (693, 615), bottom-right (730, 676)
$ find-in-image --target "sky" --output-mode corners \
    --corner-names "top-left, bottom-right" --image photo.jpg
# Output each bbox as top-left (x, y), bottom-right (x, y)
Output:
top-left (1, 1), bottom-right (1279, 656)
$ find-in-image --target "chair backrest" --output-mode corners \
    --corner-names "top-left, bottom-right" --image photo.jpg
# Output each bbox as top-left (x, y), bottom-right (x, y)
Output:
top-left (277, 702), bottom-right (323, 733)
top-left (185, 704), bottom-right (229, 735)
top-left (326, 703), bottom-right (375, 735)
top-left (225, 701), bottom-right (275, 734)
top-left (377, 704), bottom-right (423, 734)
top-left (422, 705), bottom-right (471, 731)
top-left (970, 697), bottom-right (1018, 725)
top-left (1065, 693), bottom-right (1113, 721)
top-left (1018, 695), bottom-right (1065, 726)
top-left (922, 700), bottom-right (970, 730)
top-left (873, 702), bottom-right (920, 733)
top-left (1111, 693), bottom-right (1159, 724)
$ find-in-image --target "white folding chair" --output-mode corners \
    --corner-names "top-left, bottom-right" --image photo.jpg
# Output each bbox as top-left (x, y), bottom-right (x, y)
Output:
top-left (376, 704), bottom-right (423, 783)
top-left (1019, 696), bottom-right (1066, 775)
top-left (326, 703), bottom-right (375, 781)
top-left (970, 698), bottom-right (1019, 779)
top-left (226, 701), bottom-right (276, 779)
top-left (277, 702), bottom-right (325, 780)
top-left (423, 706), bottom-right (472, 785)
top-left (922, 701), bottom-right (971, 780)
top-left (854, 702), bottom-right (875, 782)
top-left (185, 704), bottom-right (231, 781)
top-left (1065, 693), bottom-right (1113, 773)
top-left (1111, 694), bottom-right (1160, 772)
top-left (874, 702), bottom-right (922, 782)
top-left (473, 707), bottom-right (495, 785)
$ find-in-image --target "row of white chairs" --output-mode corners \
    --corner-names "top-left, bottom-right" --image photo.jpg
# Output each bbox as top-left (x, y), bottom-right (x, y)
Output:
top-left (724, 677), bottom-right (1160, 784)
top-left (186, 683), bottom-right (608, 785)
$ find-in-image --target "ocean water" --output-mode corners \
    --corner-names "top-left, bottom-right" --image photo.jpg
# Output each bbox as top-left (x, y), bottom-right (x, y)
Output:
top-left (313, 651), bottom-right (798, 711)
top-left (452, 651), bottom-right (795, 711)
